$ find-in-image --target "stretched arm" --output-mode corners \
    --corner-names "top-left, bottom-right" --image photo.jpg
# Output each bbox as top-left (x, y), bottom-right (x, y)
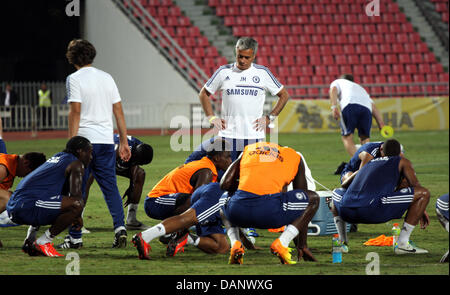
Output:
top-left (113, 102), bottom-right (131, 162)
top-left (190, 168), bottom-right (213, 191)
top-left (292, 158), bottom-right (308, 191)
top-left (68, 102), bottom-right (81, 138)
top-left (220, 157), bottom-right (241, 193)
top-left (120, 165), bottom-right (146, 206)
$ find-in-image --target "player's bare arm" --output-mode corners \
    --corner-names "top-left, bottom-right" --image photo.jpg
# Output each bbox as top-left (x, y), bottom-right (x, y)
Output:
top-left (68, 102), bottom-right (81, 138)
top-left (113, 102), bottom-right (131, 162)
top-left (190, 168), bottom-right (213, 190)
top-left (220, 157), bottom-right (241, 193)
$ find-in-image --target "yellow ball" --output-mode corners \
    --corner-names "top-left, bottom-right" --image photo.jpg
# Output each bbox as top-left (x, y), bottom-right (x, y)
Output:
top-left (380, 125), bottom-right (394, 138)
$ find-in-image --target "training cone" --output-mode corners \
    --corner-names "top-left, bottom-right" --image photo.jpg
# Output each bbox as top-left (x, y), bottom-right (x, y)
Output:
top-left (380, 125), bottom-right (394, 138)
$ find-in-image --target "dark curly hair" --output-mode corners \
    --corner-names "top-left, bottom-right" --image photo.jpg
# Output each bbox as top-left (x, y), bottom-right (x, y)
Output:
top-left (64, 136), bottom-right (92, 158)
top-left (66, 39), bottom-right (97, 67)
top-left (23, 152), bottom-right (46, 171)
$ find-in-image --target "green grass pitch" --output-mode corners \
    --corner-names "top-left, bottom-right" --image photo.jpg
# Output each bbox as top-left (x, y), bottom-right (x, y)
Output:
top-left (0, 130), bottom-right (448, 275)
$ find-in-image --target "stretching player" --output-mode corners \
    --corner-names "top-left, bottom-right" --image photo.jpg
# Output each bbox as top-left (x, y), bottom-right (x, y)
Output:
top-left (144, 138), bottom-right (231, 221)
top-left (57, 134), bottom-right (153, 249)
top-left (6, 136), bottom-right (92, 257)
top-left (331, 139), bottom-right (430, 254)
top-left (132, 183), bottom-right (230, 260)
top-left (220, 141), bottom-right (319, 265)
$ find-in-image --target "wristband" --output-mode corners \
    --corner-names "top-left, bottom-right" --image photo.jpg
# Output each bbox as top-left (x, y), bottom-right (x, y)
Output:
top-left (330, 105), bottom-right (337, 110)
top-left (208, 116), bottom-right (218, 124)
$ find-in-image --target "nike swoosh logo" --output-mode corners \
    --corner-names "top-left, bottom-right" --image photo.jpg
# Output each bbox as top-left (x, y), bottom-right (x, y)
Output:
top-left (398, 247), bottom-right (416, 253)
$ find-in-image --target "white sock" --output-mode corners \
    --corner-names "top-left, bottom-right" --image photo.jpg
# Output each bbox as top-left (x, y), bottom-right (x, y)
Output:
top-left (141, 223), bottom-right (166, 243)
top-left (333, 216), bottom-right (348, 244)
top-left (278, 224), bottom-right (299, 247)
top-left (127, 204), bottom-right (138, 223)
top-left (114, 226), bottom-right (126, 234)
top-left (36, 229), bottom-right (54, 245)
top-left (227, 227), bottom-right (240, 245)
top-left (446, 222), bottom-right (449, 233)
top-left (26, 226), bottom-right (39, 241)
top-left (398, 222), bottom-right (415, 246)
top-left (187, 234), bottom-right (200, 246)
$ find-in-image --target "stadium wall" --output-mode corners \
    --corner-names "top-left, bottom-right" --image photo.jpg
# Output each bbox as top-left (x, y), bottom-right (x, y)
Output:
top-left (82, 0), bottom-right (198, 128)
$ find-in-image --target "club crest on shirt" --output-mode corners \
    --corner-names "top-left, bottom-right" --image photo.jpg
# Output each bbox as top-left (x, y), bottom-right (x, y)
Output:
top-left (252, 76), bottom-right (260, 83)
top-left (295, 192), bottom-right (306, 200)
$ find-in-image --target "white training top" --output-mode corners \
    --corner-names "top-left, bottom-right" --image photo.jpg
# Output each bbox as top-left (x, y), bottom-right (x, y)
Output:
top-left (204, 63), bottom-right (283, 139)
top-left (329, 78), bottom-right (373, 112)
top-left (66, 66), bottom-right (121, 144)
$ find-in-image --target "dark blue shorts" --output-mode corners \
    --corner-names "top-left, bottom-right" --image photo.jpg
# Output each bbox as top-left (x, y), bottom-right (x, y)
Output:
top-left (222, 137), bottom-right (262, 161)
top-left (144, 193), bottom-right (190, 220)
top-left (332, 187), bottom-right (414, 224)
top-left (436, 193), bottom-right (449, 220)
top-left (221, 189), bottom-right (309, 229)
top-left (191, 183), bottom-right (226, 237)
top-left (340, 103), bottom-right (372, 137)
top-left (6, 193), bottom-right (62, 227)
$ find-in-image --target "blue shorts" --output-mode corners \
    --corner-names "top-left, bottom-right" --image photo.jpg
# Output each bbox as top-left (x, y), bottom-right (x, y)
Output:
top-left (6, 193), bottom-right (62, 227)
top-left (221, 189), bottom-right (309, 229)
top-left (191, 183), bottom-right (226, 237)
top-left (144, 193), bottom-right (190, 220)
top-left (340, 104), bottom-right (372, 137)
top-left (0, 139), bottom-right (7, 154)
top-left (436, 193), bottom-right (449, 220)
top-left (332, 187), bottom-right (414, 224)
top-left (222, 137), bottom-right (262, 161)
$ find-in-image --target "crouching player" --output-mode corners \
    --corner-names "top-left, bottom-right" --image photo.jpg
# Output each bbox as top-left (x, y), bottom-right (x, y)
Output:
top-left (6, 136), bottom-right (92, 257)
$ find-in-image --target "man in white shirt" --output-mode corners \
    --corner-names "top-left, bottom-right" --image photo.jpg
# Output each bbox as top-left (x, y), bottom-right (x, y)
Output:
top-left (329, 74), bottom-right (384, 156)
top-left (65, 39), bottom-right (131, 248)
top-left (199, 37), bottom-right (290, 161)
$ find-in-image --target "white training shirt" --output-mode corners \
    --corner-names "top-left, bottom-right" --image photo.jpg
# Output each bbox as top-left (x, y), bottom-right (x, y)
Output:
top-left (204, 63), bottom-right (283, 139)
top-left (329, 79), bottom-right (373, 112)
top-left (66, 67), bottom-right (121, 144)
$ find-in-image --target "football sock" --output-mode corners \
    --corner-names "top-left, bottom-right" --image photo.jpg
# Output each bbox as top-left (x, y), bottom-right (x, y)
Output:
top-left (187, 234), bottom-right (200, 246)
top-left (398, 222), bottom-right (415, 246)
top-left (141, 223), bottom-right (166, 243)
top-left (36, 229), bottom-right (54, 245)
top-left (334, 216), bottom-right (348, 244)
top-left (279, 224), bottom-right (299, 248)
top-left (127, 203), bottom-right (138, 223)
top-left (227, 227), bottom-right (240, 245)
top-left (114, 226), bottom-right (126, 234)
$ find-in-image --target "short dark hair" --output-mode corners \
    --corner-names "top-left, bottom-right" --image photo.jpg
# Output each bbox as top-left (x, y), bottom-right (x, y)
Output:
top-left (66, 39), bottom-right (97, 67)
top-left (382, 139), bottom-right (401, 157)
top-left (206, 138), bottom-right (231, 159)
top-left (134, 143), bottom-right (154, 165)
top-left (64, 136), bottom-right (92, 157)
top-left (23, 152), bottom-right (46, 170)
top-left (340, 74), bottom-right (354, 82)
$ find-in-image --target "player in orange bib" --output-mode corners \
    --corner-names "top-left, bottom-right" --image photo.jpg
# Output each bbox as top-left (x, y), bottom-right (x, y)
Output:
top-left (220, 142), bottom-right (319, 265)
top-left (0, 152), bottom-right (46, 247)
top-left (144, 138), bottom-right (231, 221)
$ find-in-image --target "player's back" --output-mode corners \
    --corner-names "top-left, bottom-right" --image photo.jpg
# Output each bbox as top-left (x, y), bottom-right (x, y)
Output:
top-left (238, 142), bottom-right (300, 195)
top-left (345, 141), bottom-right (383, 172)
top-left (12, 152), bottom-right (78, 198)
top-left (330, 78), bottom-right (372, 110)
top-left (342, 156), bottom-right (402, 207)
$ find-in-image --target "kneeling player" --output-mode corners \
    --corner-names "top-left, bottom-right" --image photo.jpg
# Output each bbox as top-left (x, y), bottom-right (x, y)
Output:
top-left (436, 193), bottom-right (449, 262)
top-left (6, 136), bottom-right (92, 257)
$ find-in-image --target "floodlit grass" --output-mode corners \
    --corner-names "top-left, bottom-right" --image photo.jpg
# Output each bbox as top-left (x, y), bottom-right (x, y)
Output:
top-left (0, 130), bottom-right (448, 275)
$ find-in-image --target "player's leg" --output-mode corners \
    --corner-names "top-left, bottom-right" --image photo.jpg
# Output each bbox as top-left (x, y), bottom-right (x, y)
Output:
top-left (91, 144), bottom-right (127, 248)
top-left (273, 189), bottom-right (319, 263)
top-left (356, 105), bottom-right (372, 145)
top-left (0, 189), bottom-right (12, 214)
top-left (436, 193), bottom-right (449, 262)
top-left (331, 188), bottom-right (349, 247)
top-left (197, 233), bottom-right (229, 254)
top-left (126, 166), bottom-right (147, 229)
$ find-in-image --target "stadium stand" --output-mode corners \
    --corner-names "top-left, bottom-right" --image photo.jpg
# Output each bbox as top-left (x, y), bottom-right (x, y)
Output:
top-left (208, 0), bottom-right (448, 98)
top-left (118, 0), bottom-right (448, 99)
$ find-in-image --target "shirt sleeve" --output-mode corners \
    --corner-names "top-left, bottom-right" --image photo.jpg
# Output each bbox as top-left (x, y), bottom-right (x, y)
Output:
top-left (66, 75), bottom-right (82, 103)
top-left (261, 66), bottom-right (283, 96)
top-left (203, 66), bottom-right (224, 95)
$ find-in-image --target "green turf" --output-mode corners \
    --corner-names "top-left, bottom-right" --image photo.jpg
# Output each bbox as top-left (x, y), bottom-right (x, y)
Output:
top-left (0, 130), bottom-right (448, 275)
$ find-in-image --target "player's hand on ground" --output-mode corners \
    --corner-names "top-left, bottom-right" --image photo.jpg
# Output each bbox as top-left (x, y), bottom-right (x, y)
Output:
top-left (253, 116), bottom-right (269, 131)
top-left (297, 247), bottom-right (317, 262)
top-left (420, 211), bottom-right (430, 229)
top-left (122, 187), bottom-right (132, 207)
